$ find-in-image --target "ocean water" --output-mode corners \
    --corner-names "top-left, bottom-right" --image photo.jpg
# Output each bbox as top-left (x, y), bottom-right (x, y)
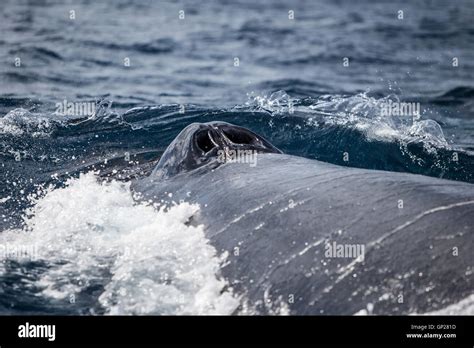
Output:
top-left (0, 0), bottom-right (473, 314)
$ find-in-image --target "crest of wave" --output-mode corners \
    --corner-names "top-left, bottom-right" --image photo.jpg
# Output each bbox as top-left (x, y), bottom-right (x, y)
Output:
top-left (0, 172), bottom-right (239, 315)
top-left (247, 90), bottom-right (448, 153)
top-left (0, 100), bottom-right (121, 137)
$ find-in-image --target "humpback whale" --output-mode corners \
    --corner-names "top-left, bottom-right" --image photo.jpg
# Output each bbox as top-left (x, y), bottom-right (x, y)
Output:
top-left (132, 122), bottom-right (474, 315)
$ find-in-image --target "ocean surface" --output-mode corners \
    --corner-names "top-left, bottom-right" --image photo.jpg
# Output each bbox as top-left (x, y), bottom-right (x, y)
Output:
top-left (0, 0), bottom-right (473, 314)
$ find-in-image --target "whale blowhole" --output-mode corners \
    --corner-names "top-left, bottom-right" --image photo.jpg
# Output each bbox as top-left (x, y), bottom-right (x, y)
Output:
top-left (153, 122), bottom-right (282, 180)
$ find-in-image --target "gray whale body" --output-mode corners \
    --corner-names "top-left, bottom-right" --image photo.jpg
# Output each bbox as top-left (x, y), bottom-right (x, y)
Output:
top-left (132, 122), bottom-right (474, 315)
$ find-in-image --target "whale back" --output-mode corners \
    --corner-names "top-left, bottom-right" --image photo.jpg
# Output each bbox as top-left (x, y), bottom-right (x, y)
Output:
top-left (132, 122), bottom-right (474, 315)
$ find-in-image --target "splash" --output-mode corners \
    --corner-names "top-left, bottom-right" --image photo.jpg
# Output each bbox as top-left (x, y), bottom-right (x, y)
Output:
top-left (0, 173), bottom-right (239, 315)
top-left (308, 93), bottom-right (448, 151)
top-left (247, 90), bottom-right (449, 151)
top-left (0, 108), bottom-right (55, 137)
top-left (246, 90), bottom-right (295, 115)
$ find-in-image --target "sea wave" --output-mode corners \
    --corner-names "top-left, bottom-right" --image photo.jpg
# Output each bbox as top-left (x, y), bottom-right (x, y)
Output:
top-left (1, 91), bottom-right (473, 186)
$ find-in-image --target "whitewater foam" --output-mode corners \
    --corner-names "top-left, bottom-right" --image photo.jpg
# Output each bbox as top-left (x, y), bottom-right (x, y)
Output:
top-left (0, 173), bottom-right (239, 315)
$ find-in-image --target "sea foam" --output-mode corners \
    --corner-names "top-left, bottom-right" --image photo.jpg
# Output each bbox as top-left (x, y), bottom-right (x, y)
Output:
top-left (0, 172), bottom-right (239, 315)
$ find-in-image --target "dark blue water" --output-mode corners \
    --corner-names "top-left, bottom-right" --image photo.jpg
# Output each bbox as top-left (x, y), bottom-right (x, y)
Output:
top-left (0, 0), bottom-right (473, 314)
